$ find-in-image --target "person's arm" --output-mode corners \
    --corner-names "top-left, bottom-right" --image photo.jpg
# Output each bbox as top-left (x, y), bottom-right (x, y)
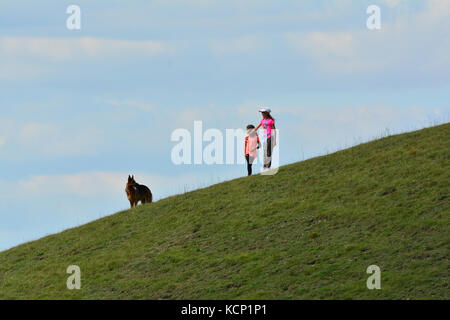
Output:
top-left (251, 123), bottom-right (262, 135)
top-left (244, 137), bottom-right (248, 155)
top-left (250, 136), bottom-right (261, 152)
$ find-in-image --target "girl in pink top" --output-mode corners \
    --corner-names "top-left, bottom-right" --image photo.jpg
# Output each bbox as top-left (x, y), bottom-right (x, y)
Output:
top-left (254, 108), bottom-right (276, 169)
top-left (245, 124), bottom-right (260, 176)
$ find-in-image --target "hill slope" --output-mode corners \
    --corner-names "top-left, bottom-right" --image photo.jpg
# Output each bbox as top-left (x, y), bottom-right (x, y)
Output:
top-left (0, 124), bottom-right (449, 300)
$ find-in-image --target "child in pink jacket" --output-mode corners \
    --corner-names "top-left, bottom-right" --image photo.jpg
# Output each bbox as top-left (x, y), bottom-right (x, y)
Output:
top-left (245, 124), bottom-right (260, 176)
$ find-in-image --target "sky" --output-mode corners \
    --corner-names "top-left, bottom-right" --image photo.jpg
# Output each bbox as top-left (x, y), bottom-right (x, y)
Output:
top-left (1, 0), bottom-right (449, 251)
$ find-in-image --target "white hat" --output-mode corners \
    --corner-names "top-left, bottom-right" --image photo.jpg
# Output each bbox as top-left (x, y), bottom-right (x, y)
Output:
top-left (259, 107), bottom-right (271, 113)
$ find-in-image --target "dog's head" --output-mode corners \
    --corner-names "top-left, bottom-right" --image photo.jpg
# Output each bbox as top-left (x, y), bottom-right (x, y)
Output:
top-left (127, 175), bottom-right (136, 185)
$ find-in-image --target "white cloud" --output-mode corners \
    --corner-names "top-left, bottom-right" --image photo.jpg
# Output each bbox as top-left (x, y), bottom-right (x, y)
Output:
top-left (0, 119), bottom-right (104, 158)
top-left (18, 122), bottom-right (55, 143)
top-left (237, 101), bottom-right (261, 117)
top-left (20, 122), bottom-right (102, 157)
top-left (296, 32), bottom-right (355, 58)
top-left (106, 99), bottom-right (156, 112)
top-left (0, 37), bottom-right (174, 61)
top-left (1, 171), bottom-right (215, 201)
top-left (286, 30), bottom-right (381, 74)
top-left (15, 172), bottom-right (129, 198)
top-left (153, 0), bottom-right (221, 6)
top-left (419, 0), bottom-right (450, 24)
top-left (380, 0), bottom-right (450, 18)
top-left (0, 117), bottom-right (15, 149)
top-left (0, 36), bottom-right (175, 80)
top-left (210, 35), bottom-right (265, 55)
top-left (285, 0), bottom-right (450, 77)
top-left (278, 104), bottom-right (448, 153)
top-left (380, 0), bottom-right (408, 8)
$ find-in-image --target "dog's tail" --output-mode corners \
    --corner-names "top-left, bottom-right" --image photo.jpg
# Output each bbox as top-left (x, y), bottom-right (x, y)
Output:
top-left (144, 188), bottom-right (153, 204)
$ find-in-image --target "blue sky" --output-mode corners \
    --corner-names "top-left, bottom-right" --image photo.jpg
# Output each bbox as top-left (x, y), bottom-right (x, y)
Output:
top-left (1, 0), bottom-right (449, 251)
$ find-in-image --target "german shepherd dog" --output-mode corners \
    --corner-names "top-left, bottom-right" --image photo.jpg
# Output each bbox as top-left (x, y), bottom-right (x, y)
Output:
top-left (125, 175), bottom-right (153, 208)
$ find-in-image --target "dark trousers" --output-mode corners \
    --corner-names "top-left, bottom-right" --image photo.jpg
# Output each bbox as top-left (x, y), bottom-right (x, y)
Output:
top-left (245, 154), bottom-right (255, 176)
top-left (264, 137), bottom-right (272, 168)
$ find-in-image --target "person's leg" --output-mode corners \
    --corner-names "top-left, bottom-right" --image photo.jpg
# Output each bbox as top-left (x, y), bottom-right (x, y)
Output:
top-left (248, 156), bottom-right (255, 175)
top-left (266, 137), bottom-right (272, 168)
top-left (246, 154), bottom-right (252, 176)
top-left (263, 139), bottom-right (268, 169)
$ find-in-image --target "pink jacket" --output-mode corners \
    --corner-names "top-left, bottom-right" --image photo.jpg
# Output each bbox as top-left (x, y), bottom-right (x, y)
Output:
top-left (245, 135), bottom-right (260, 158)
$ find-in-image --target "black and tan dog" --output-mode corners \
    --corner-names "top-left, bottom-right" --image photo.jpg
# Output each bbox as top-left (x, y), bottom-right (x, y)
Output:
top-left (125, 175), bottom-right (153, 208)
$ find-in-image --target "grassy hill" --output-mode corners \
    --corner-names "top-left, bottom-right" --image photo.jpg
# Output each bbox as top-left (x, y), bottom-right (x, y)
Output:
top-left (0, 124), bottom-right (449, 300)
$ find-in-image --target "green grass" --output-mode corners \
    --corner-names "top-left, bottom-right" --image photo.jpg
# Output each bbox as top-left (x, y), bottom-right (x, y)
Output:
top-left (0, 124), bottom-right (449, 300)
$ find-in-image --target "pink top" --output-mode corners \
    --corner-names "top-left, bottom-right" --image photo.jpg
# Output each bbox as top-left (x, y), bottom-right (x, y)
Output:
top-left (260, 118), bottom-right (275, 138)
top-left (245, 135), bottom-right (260, 158)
